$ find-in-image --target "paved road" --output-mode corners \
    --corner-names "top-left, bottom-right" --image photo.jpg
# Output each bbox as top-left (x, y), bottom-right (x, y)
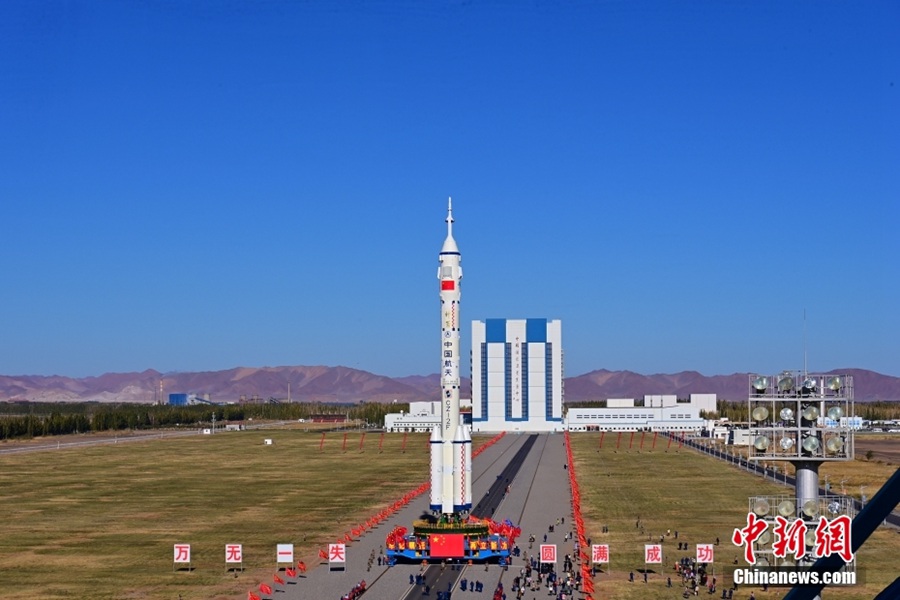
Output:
top-left (261, 432), bottom-right (576, 600)
top-left (0, 430), bottom-right (200, 455)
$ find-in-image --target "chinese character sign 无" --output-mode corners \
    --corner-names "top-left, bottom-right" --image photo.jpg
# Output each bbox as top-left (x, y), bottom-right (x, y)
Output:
top-left (225, 544), bottom-right (242, 563)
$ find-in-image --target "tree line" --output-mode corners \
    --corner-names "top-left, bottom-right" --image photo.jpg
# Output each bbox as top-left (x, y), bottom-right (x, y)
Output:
top-left (0, 401), bottom-right (406, 441)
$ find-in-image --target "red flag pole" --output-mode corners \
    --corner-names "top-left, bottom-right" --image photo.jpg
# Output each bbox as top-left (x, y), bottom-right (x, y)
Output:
top-left (616, 431), bottom-right (622, 450)
top-left (628, 431), bottom-right (634, 450)
top-left (639, 430), bottom-right (645, 451)
top-left (599, 431), bottom-right (605, 449)
top-left (678, 432), bottom-right (684, 449)
top-left (651, 431), bottom-right (658, 450)
top-left (401, 432), bottom-right (408, 453)
top-left (342, 432), bottom-right (348, 452)
top-left (667, 432), bottom-right (673, 450)
top-left (359, 432), bottom-right (366, 451)
top-left (319, 432), bottom-right (326, 452)
top-left (378, 432), bottom-right (385, 453)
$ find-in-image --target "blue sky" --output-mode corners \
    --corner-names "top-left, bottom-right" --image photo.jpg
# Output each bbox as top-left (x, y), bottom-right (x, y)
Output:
top-left (1, 1), bottom-right (897, 379)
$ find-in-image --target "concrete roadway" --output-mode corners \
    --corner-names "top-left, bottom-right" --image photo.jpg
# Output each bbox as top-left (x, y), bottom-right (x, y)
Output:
top-left (264, 432), bottom-right (576, 600)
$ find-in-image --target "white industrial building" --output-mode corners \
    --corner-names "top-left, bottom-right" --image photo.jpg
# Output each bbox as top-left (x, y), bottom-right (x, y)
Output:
top-left (384, 400), bottom-right (472, 432)
top-left (564, 394), bottom-right (713, 432)
top-left (471, 318), bottom-right (565, 433)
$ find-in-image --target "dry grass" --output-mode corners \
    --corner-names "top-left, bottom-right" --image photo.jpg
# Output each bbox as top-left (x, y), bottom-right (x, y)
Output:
top-left (0, 429), bottom-right (430, 600)
top-left (1, 429), bottom-right (896, 600)
top-left (568, 434), bottom-right (900, 600)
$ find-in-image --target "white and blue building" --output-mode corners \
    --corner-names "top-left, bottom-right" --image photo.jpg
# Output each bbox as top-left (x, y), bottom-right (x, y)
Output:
top-left (470, 318), bottom-right (565, 433)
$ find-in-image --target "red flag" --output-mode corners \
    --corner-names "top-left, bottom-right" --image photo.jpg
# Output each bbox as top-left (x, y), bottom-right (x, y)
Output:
top-left (273, 574), bottom-right (285, 585)
top-left (259, 583), bottom-right (273, 594)
top-left (248, 593), bottom-right (262, 600)
top-left (285, 568), bottom-right (297, 578)
top-left (297, 560), bottom-right (307, 572)
top-left (318, 548), bottom-right (328, 559)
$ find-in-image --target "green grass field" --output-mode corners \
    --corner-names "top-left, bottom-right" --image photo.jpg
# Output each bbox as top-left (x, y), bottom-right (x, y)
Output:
top-left (1, 429), bottom-right (896, 599)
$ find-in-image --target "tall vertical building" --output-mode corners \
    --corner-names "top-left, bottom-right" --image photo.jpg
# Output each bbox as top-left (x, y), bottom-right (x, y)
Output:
top-left (471, 318), bottom-right (564, 432)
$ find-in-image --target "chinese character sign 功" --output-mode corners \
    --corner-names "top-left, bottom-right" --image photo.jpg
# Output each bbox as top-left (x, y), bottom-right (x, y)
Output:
top-left (696, 543), bottom-right (714, 564)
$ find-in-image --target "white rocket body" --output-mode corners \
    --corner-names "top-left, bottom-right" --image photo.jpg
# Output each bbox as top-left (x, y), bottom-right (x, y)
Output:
top-left (431, 198), bottom-right (473, 515)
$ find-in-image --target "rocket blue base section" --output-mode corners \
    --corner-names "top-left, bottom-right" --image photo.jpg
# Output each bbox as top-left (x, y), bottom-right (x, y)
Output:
top-left (453, 503), bottom-right (472, 512)
top-left (429, 504), bottom-right (442, 511)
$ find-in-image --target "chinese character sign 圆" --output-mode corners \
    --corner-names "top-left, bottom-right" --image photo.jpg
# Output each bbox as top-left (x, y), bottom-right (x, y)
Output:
top-left (540, 544), bottom-right (557, 564)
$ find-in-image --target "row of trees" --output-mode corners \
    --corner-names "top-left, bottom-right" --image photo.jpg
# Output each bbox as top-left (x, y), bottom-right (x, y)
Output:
top-left (0, 401), bottom-right (406, 441)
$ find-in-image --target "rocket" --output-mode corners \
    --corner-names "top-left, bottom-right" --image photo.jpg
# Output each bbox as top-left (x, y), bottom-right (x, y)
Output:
top-left (430, 198), bottom-right (473, 515)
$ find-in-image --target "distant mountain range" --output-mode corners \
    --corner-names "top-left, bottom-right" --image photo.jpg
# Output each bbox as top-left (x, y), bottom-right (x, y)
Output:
top-left (1, 366), bottom-right (898, 404)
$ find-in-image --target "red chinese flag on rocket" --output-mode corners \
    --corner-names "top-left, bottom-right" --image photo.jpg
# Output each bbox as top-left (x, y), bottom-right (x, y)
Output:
top-left (441, 280), bottom-right (455, 290)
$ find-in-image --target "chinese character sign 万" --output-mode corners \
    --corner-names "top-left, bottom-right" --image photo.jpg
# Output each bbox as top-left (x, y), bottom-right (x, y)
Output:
top-left (591, 544), bottom-right (609, 564)
top-left (329, 543), bottom-right (346, 563)
top-left (540, 544), bottom-right (557, 564)
top-left (173, 544), bottom-right (190, 563)
top-left (645, 544), bottom-right (662, 564)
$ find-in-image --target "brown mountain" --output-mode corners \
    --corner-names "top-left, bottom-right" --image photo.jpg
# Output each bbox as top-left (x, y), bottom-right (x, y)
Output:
top-left (0, 366), bottom-right (897, 404)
